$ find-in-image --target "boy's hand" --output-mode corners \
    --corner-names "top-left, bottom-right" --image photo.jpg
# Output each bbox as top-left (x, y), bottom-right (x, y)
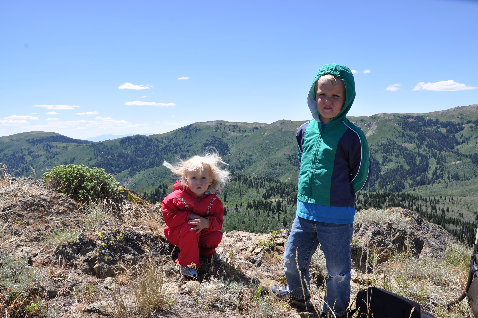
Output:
top-left (188, 213), bottom-right (210, 233)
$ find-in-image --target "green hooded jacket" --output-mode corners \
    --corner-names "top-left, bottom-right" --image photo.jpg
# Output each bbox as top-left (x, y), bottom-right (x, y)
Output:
top-left (296, 64), bottom-right (369, 214)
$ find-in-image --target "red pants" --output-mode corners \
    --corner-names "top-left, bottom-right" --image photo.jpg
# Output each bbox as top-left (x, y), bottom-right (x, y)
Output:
top-left (164, 222), bottom-right (223, 267)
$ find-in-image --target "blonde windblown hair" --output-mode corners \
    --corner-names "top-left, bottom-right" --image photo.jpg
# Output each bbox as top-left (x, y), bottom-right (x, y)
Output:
top-left (163, 153), bottom-right (230, 192)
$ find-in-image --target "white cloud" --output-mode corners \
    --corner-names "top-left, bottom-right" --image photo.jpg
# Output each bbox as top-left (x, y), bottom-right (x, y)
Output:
top-left (5, 115), bottom-right (39, 120)
top-left (95, 116), bottom-right (128, 125)
top-left (177, 76), bottom-right (190, 80)
top-left (162, 120), bottom-right (191, 126)
top-left (351, 69), bottom-right (371, 75)
top-left (0, 119), bottom-right (28, 125)
top-left (413, 80), bottom-right (477, 92)
top-left (47, 111), bottom-right (59, 115)
top-left (0, 113), bottom-right (158, 140)
top-left (33, 105), bottom-right (79, 110)
top-left (125, 101), bottom-right (176, 107)
top-left (386, 84), bottom-right (401, 92)
top-left (0, 115), bottom-right (39, 126)
top-left (118, 82), bottom-right (151, 90)
top-left (77, 111), bottom-right (99, 116)
top-left (38, 117), bottom-right (134, 136)
top-left (0, 114), bottom-right (192, 140)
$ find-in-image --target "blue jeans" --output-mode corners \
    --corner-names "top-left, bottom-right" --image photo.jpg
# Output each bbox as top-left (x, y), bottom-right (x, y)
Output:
top-left (284, 216), bottom-right (353, 316)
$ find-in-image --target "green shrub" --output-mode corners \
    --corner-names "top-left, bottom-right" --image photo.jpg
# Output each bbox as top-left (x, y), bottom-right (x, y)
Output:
top-left (0, 254), bottom-right (44, 317)
top-left (44, 229), bottom-right (81, 249)
top-left (42, 164), bottom-right (120, 204)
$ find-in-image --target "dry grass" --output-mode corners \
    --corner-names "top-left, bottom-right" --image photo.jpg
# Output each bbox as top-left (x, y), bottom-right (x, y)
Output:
top-left (355, 207), bottom-right (408, 228)
top-left (263, 208), bottom-right (474, 317)
top-left (350, 209), bottom-right (473, 317)
top-left (0, 164), bottom-right (9, 185)
top-left (1, 172), bottom-right (476, 317)
top-left (371, 243), bottom-right (472, 317)
top-left (110, 258), bottom-right (175, 317)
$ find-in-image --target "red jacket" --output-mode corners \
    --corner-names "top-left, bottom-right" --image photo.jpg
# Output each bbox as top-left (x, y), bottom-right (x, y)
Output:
top-left (161, 181), bottom-right (224, 232)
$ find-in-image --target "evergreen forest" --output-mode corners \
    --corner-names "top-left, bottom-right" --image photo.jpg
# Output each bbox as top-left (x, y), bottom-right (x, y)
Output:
top-left (144, 174), bottom-right (478, 245)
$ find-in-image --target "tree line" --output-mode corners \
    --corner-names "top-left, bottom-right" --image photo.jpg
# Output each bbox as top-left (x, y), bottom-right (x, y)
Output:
top-left (144, 174), bottom-right (478, 245)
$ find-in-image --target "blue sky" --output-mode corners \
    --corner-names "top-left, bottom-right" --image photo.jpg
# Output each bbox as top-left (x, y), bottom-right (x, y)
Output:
top-left (1, 0), bottom-right (477, 140)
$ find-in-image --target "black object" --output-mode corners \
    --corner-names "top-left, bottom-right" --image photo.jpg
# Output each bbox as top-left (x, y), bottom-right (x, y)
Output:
top-left (354, 287), bottom-right (434, 318)
top-left (447, 228), bottom-right (478, 317)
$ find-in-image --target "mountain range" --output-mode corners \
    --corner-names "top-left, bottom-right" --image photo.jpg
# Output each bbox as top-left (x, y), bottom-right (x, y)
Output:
top-left (1, 104), bottom-right (478, 210)
top-left (2, 103), bottom-right (478, 244)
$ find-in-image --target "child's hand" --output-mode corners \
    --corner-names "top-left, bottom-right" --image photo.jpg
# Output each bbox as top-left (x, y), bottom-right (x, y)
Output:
top-left (188, 212), bottom-right (201, 220)
top-left (188, 214), bottom-right (210, 233)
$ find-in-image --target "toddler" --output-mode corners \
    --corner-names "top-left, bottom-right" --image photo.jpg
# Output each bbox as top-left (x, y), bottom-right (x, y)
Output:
top-left (161, 153), bottom-right (229, 278)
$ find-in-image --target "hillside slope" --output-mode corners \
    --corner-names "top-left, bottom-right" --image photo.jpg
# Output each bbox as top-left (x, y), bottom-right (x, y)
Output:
top-left (0, 175), bottom-right (474, 317)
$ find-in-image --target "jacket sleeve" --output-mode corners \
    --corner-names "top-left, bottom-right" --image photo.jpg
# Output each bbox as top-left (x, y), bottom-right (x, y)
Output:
top-left (161, 195), bottom-right (189, 228)
top-left (205, 198), bottom-right (224, 232)
top-left (296, 122), bottom-right (309, 167)
top-left (349, 131), bottom-right (370, 193)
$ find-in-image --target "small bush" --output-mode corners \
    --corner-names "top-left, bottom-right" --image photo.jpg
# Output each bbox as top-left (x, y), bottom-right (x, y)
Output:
top-left (355, 208), bottom-right (407, 227)
top-left (0, 254), bottom-right (44, 317)
top-left (81, 202), bottom-right (112, 231)
top-left (44, 229), bottom-right (81, 249)
top-left (42, 164), bottom-right (120, 204)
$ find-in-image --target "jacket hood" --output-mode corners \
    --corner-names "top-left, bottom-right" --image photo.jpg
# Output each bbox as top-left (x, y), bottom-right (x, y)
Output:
top-left (307, 63), bottom-right (356, 123)
top-left (172, 180), bottom-right (183, 191)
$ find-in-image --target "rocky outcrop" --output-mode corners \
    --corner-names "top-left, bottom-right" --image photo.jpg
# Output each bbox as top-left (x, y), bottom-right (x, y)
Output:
top-left (0, 177), bottom-right (471, 317)
top-left (351, 207), bottom-right (457, 272)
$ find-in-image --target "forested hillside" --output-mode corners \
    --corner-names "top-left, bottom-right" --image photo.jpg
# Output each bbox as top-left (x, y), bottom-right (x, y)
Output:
top-left (144, 174), bottom-right (478, 244)
top-left (1, 104), bottom-right (478, 243)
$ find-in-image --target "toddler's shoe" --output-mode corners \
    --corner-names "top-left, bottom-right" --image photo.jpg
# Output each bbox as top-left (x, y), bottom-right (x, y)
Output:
top-left (212, 252), bottom-right (221, 263)
top-left (200, 252), bottom-right (221, 266)
top-left (180, 266), bottom-right (198, 279)
top-left (271, 285), bottom-right (290, 298)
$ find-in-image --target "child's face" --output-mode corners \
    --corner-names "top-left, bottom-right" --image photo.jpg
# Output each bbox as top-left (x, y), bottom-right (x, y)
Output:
top-left (185, 168), bottom-right (213, 197)
top-left (315, 75), bottom-right (345, 124)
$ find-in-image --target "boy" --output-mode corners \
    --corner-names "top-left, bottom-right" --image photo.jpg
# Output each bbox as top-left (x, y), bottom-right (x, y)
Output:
top-left (272, 63), bottom-right (370, 317)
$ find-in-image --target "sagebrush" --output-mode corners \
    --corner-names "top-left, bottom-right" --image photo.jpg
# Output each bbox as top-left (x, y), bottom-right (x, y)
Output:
top-left (42, 164), bottom-right (120, 204)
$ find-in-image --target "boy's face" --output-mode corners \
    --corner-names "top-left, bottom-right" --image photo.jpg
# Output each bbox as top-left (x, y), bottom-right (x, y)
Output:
top-left (185, 168), bottom-right (213, 197)
top-left (315, 75), bottom-right (345, 124)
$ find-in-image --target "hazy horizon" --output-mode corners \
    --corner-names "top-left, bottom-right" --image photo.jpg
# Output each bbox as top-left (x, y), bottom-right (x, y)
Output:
top-left (2, 102), bottom-right (477, 141)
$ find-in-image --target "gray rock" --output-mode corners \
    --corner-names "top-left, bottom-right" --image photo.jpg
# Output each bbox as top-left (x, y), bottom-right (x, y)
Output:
top-left (83, 300), bottom-right (115, 315)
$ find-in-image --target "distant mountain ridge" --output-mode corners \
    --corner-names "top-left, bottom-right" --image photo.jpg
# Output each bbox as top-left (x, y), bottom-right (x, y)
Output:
top-left (87, 133), bottom-right (135, 142)
top-left (1, 104), bottom-right (478, 198)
